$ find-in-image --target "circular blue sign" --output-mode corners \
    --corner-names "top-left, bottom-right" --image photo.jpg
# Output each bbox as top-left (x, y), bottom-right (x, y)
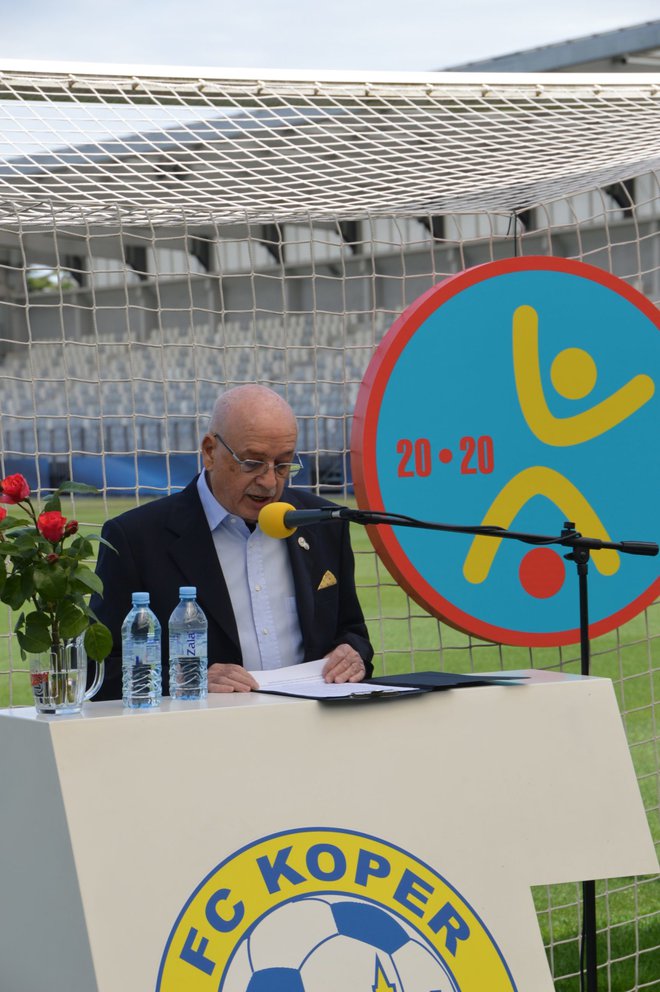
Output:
top-left (352, 257), bottom-right (659, 646)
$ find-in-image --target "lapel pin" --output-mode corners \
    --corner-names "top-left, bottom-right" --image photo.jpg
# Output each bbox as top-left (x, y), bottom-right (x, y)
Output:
top-left (298, 536), bottom-right (310, 551)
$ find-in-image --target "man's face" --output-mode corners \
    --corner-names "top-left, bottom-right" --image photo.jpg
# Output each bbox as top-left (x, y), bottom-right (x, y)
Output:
top-left (201, 405), bottom-right (298, 522)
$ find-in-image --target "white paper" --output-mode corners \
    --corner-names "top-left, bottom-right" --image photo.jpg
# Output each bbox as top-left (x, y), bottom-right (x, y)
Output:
top-left (254, 659), bottom-right (418, 698)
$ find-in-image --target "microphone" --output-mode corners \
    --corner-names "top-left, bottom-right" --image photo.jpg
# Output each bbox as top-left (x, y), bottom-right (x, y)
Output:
top-left (258, 502), bottom-right (660, 555)
top-left (258, 501), bottom-right (345, 538)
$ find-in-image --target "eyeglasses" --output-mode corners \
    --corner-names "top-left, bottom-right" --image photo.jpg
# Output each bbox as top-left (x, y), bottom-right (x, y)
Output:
top-left (213, 432), bottom-right (302, 479)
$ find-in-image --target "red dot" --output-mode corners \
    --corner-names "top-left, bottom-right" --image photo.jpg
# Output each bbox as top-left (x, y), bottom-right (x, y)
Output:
top-left (519, 548), bottom-right (566, 599)
top-left (438, 448), bottom-right (453, 464)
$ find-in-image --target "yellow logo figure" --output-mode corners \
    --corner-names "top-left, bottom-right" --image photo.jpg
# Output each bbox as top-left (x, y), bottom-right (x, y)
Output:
top-left (464, 303), bottom-right (656, 589)
top-left (513, 304), bottom-right (654, 446)
top-left (463, 467), bottom-right (619, 583)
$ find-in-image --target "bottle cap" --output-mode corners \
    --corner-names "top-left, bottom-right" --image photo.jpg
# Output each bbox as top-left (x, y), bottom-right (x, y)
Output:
top-left (131, 592), bottom-right (149, 605)
top-left (179, 586), bottom-right (197, 598)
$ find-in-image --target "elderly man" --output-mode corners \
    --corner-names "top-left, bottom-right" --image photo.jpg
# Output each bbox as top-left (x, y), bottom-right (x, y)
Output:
top-left (91, 384), bottom-right (373, 698)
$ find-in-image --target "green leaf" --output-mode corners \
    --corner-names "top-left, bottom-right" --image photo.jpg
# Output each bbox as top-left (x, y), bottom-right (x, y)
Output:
top-left (43, 495), bottom-right (62, 513)
top-left (84, 602), bottom-right (101, 624)
top-left (1, 573), bottom-right (26, 610)
top-left (21, 570), bottom-right (35, 601)
top-left (57, 482), bottom-right (99, 496)
top-left (86, 533), bottom-right (117, 553)
top-left (15, 612), bottom-right (53, 654)
top-left (24, 611), bottom-right (51, 641)
top-left (68, 589), bottom-right (89, 611)
top-left (16, 626), bottom-right (52, 655)
top-left (72, 564), bottom-right (103, 595)
top-left (68, 536), bottom-right (93, 558)
top-left (5, 525), bottom-right (38, 542)
top-left (57, 601), bottom-right (89, 640)
top-left (33, 564), bottom-right (68, 601)
top-left (14, 539), bottom-right (47, 564)
top-left (0, 514), bottom-right (22, 531)
top-left (84, 622), bottom-right (113, 662)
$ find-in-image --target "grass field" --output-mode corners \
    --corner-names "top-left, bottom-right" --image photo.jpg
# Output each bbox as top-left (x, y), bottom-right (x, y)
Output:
top-left (1, 496), bottom-right (658, 990)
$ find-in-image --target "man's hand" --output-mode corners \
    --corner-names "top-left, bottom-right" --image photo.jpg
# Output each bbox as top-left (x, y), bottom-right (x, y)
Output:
top-left (208, 663), bottom-right (259, 693)
top-left (322, 644), bottom-right (366, 684)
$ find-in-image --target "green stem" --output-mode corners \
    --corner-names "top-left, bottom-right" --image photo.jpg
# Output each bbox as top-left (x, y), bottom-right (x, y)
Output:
top-left (21, 498), bottom-right (39, 527)
top-left (51, 615), bottom-right (61, 652)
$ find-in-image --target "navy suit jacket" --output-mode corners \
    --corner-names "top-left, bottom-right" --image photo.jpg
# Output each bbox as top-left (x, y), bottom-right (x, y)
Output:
top-left (90, 478), bottom-right (373, 699)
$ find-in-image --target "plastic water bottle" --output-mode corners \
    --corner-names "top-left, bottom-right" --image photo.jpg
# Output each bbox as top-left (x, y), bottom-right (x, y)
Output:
top-left (121, 592), bottom-right (162, 708)
top-left (168, 586), bottom-right (208, 701)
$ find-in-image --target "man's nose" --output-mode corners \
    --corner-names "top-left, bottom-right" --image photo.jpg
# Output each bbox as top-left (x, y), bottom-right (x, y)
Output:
top-left (255, 462), bottom-right (278, 483)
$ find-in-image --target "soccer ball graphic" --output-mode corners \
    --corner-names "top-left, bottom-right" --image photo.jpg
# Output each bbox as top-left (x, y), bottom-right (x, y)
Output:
top-left (220, 894), bottom-right (456, 991)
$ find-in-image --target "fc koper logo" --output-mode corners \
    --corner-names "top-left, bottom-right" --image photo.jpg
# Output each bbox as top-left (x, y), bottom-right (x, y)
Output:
top-left (157, 828), bottom-right (516, 991)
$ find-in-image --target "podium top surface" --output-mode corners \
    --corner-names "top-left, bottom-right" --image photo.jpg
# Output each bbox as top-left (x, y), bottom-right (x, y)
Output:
top-left (0, 667), bottom-right (587, 724)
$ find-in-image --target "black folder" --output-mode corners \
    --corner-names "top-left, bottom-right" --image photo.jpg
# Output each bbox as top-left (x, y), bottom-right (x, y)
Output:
top-left (366, 671), bottom-right (529, 690)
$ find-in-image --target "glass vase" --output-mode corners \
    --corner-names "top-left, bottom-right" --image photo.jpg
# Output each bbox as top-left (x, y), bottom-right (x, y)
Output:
top-left (29, 635), bottom-right (105, 714)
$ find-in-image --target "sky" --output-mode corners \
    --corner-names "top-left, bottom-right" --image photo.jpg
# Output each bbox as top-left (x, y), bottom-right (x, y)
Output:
top-left (2, 0), bottom-right (660, 72)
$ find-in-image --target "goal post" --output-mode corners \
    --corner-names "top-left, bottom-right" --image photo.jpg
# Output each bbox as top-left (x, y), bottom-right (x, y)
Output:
top-left (1, 62), bottom-right (659, 989)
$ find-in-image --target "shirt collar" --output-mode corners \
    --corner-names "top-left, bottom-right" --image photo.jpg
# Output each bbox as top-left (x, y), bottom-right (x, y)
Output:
top-left (196, 470), bottom-right (229, 532)
top-left (196, 471), bottom-right (256, 537)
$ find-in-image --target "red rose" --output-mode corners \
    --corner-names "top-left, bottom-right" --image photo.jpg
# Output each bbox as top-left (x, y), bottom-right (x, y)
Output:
top-left (0, 473), bottom-right (30, 504)
top-left (64, 520), bottom-right (79, 537)
top-left (0, 506), bottom-right (6, 523)
top-left (37, 511), bottom-right (67, 543)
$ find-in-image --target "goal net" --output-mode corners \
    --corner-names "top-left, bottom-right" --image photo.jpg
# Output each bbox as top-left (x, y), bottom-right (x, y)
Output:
top-left (0, 63), bottom-right (658, 989)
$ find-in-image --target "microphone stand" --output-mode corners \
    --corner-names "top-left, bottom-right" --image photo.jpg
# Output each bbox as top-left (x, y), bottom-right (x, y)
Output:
top-left (336, 506), bottom-right (658, 992)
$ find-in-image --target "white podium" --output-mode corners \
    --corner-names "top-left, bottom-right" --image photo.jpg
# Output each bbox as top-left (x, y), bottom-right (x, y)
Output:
top-left (0, 670), bottom-right (656, 992)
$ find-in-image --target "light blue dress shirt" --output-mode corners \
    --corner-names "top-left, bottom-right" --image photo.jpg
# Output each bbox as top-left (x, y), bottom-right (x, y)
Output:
top-left (196, 472), bottom-right (304, 670)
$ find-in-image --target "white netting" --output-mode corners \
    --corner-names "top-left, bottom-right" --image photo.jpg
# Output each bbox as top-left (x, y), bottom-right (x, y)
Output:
top-left (1, 70), bottom-right (660, 224)
top-left (0, 65), bottom-right (658, 991)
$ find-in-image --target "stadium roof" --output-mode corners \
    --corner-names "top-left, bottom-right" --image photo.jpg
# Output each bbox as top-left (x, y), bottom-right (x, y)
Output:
top-left (444, 19), bottom-right (660, 72)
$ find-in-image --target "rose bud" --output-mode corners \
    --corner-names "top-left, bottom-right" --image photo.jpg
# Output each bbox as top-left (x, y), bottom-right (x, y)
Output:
top-left (64, 520), bottom-right (79, 536)
top-left (46, 553), bottom-right (60, 563)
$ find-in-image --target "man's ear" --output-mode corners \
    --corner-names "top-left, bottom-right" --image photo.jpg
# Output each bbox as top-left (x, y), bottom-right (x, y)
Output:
top-left (201, 434), bottom-right (215, 468)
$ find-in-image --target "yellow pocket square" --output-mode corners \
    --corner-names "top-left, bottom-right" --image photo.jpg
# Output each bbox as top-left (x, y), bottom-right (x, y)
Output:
top-left (317, 570), bottom-right (337, 590)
